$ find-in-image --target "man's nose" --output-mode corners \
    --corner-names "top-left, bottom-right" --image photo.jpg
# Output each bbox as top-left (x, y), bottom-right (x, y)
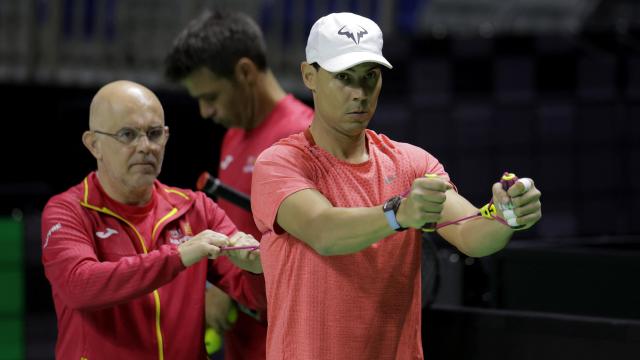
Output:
top-left (134, 132), bottom-right (153, 150)
top-left (199, 100), bottom-right (216, 119)
top-left (350, 85), bottom-right (366, 101)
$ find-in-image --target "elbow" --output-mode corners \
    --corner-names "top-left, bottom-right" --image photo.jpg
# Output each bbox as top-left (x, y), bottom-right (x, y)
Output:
top-left (309, 233), bottom-right (360, 256)
top-left (68, 302), bottom-right (95, 311)
top-left (294, 216), bottom-right (361, 256)
top-left (314, 246), bottom-right (338, 256)
top-left (63, 289), bottom-right (120, 311)
top-left (58, 274), bottom-right (104, 311)
top-left (308, 232), bottom-right (343, 256)
top-left (453, 224), bottom-right (511, 258)
top-left (60, 277), bottom-right (105, 310)
top-left (310, 238), bottom-right (336, 256)
top-left (61, 290), bottom-right (98, 311)
top-left (458, 239), bottom-right (508, 258)
top-left (294, 220), bottom-right (337, 256)
top-left (458, 247), bottom-right (492, 258)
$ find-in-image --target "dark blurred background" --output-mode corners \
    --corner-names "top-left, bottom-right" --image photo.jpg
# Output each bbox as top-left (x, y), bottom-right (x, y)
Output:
top-left (1, 0), bottom-right (640, 359)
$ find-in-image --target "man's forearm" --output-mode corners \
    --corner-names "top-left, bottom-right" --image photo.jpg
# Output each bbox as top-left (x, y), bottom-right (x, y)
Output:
top-left (290, 206), bottom-right (396, 256)
top-left (450, 217), bottom-right (514, 257)
top-left (49, 245), bottom-right (184, 310)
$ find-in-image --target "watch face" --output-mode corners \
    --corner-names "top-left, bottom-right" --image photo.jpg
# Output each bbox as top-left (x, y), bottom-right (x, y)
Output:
top-left (384, 196), bottom-right (401, 212)
top-left (383, 196), bottom-right (405, 231)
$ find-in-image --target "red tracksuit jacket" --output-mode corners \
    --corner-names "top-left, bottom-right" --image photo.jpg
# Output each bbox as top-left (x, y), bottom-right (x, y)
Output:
top-left (41, 172), bottom-right (266, 360)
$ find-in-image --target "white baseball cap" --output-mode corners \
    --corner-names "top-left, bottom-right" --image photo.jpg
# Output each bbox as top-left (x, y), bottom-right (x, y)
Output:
top-left (306, 12), bottom-right (392, 72)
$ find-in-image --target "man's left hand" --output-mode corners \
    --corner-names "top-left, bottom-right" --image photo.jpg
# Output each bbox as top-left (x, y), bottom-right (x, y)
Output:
top-left (224, 232), bottom-right (262, 274)
top-left (492, 177), bottom-right (542, 230)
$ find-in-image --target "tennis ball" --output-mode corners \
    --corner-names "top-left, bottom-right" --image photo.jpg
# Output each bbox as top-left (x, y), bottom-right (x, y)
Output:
top-left (227, 305), bottom-right (238, 324)
top-left (204, 327), bottom-right (222, 355)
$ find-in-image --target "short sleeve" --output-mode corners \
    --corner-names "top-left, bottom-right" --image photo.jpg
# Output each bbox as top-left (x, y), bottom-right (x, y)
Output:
top-left (251, 145), bottom-right (316, 234)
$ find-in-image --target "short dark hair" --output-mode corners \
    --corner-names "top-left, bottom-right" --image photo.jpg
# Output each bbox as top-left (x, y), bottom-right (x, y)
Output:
top-left (164, 9), bottom-right (268, 81)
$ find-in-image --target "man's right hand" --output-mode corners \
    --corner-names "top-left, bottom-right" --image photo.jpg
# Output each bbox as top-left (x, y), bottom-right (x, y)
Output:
top-left (178, 230), bottom-right (229, 267)
top-left (396, 176), bottom-right (452, 229)
top-left (205, 286), bottom-right (234, 332)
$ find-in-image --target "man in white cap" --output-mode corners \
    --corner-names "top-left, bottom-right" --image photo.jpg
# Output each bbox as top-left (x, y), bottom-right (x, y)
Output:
top-left (251, 12), bottom-right (542, 359)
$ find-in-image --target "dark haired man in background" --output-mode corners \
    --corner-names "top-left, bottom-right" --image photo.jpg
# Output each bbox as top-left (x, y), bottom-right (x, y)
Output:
top-left (165, 9), bottom-right (313, 359)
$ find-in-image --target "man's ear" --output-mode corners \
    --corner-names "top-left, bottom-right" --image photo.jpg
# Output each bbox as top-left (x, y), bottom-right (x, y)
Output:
top-left (82, 131), bottom-right (102, 160)
top-left (234, 57), bottom-right (258, 86)
top-left (300, 62), bottom-right (317, 91)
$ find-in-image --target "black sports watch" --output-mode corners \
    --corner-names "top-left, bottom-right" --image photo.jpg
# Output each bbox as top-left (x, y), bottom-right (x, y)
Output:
top-left (383, 196), bottom-right (406, 231)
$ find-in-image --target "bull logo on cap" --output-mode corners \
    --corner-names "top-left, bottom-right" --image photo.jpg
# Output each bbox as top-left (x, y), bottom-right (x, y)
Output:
top-left (337, 25), bottom-right (368, 45)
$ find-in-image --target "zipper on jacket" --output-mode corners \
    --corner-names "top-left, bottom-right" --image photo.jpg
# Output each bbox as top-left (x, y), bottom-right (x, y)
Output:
top-left (80, 178), bottom-right (183, 360)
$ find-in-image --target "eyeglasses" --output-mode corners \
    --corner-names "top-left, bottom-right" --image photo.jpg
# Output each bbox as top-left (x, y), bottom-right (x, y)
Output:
top-left (92, 126), bottom-right (168, 146)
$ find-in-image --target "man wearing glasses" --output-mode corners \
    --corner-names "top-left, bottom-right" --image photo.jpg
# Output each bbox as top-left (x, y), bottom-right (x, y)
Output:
top-left (40, 80), bottom-right (265, 360)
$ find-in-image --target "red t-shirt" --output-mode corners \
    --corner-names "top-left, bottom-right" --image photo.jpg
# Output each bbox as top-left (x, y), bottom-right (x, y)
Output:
top-left (218, 94), bottom-right (312, 359)
top-left (251, 129), bottom-right (449, 360)
top-left (218, 94), bottom-right (313, 239)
